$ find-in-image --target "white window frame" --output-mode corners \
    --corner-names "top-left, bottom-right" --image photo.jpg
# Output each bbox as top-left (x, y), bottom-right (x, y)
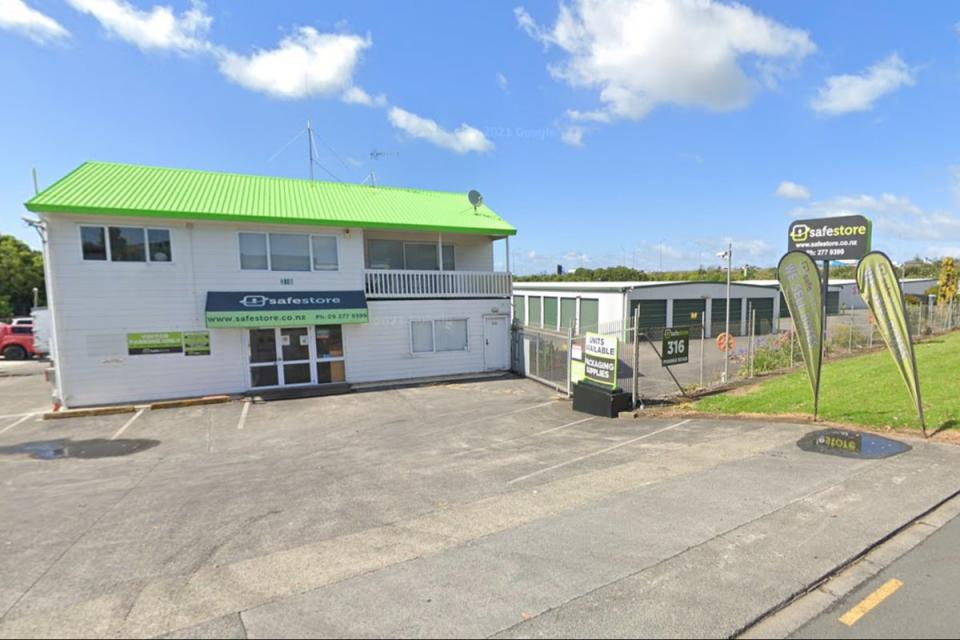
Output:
top-left (365, 239), bottom-right (455, 271)
top-left (79, 224), bottom-right (174, 264)
top-left (238, 231), bottom-right (341, 272)
top-left (409, 318), bottom-right (469, 354)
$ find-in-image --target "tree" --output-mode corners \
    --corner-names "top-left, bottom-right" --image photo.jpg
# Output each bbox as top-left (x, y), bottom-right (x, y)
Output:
top-left (937, 257), bottom-right (958, 304)
top-left (0, 234), bottom-right (45, 316)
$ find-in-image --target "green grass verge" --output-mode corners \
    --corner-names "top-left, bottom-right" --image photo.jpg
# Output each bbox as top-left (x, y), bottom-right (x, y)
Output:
top-left (693, 331), bottom-right (960, 432)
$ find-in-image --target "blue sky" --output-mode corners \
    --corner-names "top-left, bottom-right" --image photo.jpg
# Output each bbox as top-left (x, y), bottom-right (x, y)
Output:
top-left (2, 0), bottom-right (959, 273)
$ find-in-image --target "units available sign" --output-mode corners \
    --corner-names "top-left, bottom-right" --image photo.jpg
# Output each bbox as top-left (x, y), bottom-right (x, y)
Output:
top-left (205, 291), bottom-right (369, 328)
top-left (127, 332), bottom-right (183, 355)
top-left (661, 328), bottom-right (689, 367)
top-left (583, 332), bottom-right (618, 389)
top-left (788, 215), bottom-right (872, 260)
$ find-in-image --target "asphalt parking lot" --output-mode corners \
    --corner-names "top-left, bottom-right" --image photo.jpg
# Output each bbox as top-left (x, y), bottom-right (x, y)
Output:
top-left (1, 369), bottom-right (959, 639)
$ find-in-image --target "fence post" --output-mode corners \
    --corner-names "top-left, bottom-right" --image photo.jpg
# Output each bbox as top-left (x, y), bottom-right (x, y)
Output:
top-left (566, 325), bottom-right (573, 398)
top-left (789, 330), bottom-right (795, 367)
top-left (632, 306), bottom-right (640, 410)
top-left (750, 308), bottom-right (756, 378)
top-left (848, 314), bottom-right (854, 353)
top-left (699, 315), bottom-right (705, 389)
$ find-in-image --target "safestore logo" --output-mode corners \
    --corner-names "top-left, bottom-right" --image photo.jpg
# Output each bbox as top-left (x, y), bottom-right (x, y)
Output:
top-left (239, 295), bottom-right (269, 308)
top-left (789, 223), bottom-right (811, 243)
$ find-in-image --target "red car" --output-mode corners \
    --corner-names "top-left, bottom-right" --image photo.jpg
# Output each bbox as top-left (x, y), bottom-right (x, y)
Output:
top-left (0, 318), bottom-right (36, 360)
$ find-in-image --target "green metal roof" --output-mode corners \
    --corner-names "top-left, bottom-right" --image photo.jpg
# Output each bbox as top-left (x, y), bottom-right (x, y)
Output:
top-left (25, 161), bottom-right (516, 236)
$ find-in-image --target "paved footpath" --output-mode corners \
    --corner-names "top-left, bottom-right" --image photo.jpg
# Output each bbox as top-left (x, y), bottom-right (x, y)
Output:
top-left (791, 509), bottom-right (960, 639)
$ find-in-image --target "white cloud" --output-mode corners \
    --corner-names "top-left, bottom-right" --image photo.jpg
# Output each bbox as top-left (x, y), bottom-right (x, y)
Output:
top-left (789, 193), bottom-right (960, 242)
top-left (560, 126), bottom-right (584, 146)
top-left (515, 0), bottom-right (814, 124)
top-left (218, 27), bottom-right (371, 99)
top-left (810, 54), bottom-right (914, 115)
top-left (496, 72), bottom-right (508, 91)
top-left (776, 180), bottom-right (811, 200)
top-left (341, 86), bottom-right (386, 107)
top-left (66, 0), bottom-right (211, 54)
top-left (0, 0), bottom-right (69, 42)
top-left (387, 107), bottom-right (493, 154)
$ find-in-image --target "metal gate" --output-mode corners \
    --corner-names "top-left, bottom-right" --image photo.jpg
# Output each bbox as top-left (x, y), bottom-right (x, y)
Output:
top-left (511, 324), bottom-right (572, 394)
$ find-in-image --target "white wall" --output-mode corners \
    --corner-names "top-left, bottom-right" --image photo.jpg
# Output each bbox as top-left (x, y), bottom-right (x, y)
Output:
top-left (42, 214), bottom-right (504, 407)
top-left (345, 299), bottom-right (510, 383)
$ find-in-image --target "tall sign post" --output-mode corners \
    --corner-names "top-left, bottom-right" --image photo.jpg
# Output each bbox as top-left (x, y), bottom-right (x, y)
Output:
top-left (784, 215), bottom-right (872, 419)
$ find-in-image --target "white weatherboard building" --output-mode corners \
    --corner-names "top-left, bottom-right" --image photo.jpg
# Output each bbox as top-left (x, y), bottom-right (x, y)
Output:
top-left (511, 281), bottom-right (782, 337)
top-left (26, 162), bottom-right (516, 408)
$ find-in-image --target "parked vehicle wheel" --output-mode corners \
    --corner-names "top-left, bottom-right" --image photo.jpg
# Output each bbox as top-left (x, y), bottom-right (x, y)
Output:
top-left (2, 345), bottom-right (28, 360)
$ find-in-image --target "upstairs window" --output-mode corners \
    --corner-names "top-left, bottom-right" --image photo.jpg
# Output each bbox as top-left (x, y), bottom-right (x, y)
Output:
top-left (81, 225), bottom-right (172, 263)
top-left (366, 239), bottom-right (455, 270)
top-left (239, 232), bottom-right (339, 272)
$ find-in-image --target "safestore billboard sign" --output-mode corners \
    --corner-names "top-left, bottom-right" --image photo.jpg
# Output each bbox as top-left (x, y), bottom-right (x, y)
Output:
top-left (205, 291), bottom-right (369, 328)
top-left (583, 332), bottom-right (618, 389)
top-left (788, 215), bottom-right (872, 261)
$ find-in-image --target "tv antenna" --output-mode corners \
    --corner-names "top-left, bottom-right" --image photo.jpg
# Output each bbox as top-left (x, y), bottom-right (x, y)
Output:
top-left (365, 149), bottom-right (398, 186)
top-left (468, 190), bottom-right (483, 212)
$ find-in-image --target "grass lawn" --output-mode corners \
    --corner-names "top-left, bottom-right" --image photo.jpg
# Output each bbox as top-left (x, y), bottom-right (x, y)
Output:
top-left (691, 330), bottom-right (960, 433)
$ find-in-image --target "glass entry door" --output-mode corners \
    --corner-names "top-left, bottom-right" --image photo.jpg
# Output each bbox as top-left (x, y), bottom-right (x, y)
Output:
top-left (248, 326), bottom-right (346, 388)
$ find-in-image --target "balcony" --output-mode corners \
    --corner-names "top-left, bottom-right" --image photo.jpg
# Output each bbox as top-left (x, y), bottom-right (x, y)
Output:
top-left (364, 269), bottom-right (511, 299)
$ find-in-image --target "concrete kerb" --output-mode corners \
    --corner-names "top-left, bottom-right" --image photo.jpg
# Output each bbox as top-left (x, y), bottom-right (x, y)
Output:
top-left (42, 395), bottom-right (238, 420)
top-left (738, 490), bottom-right (960, 639)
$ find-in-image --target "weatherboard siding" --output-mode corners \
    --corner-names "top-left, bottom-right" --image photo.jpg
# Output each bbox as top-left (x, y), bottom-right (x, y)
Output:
top-left (42, 213), bottom-right (507, 407)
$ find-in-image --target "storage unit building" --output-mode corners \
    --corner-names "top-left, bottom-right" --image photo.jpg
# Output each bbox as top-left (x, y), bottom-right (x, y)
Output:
top-left (511, 281), bottom-right (781, 338)
top-left (26, 161), bottom-right (517, 408)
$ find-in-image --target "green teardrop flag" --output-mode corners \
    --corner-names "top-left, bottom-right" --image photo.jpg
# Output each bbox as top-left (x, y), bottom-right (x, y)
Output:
top-left (778, 251), bottom-right (824, 416)
top-left (856, 251), bottom-right (926, 434)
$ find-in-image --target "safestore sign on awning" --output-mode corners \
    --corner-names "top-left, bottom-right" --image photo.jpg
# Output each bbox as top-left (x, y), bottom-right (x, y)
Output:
top-left (205, 291), bottom-right (369, 328)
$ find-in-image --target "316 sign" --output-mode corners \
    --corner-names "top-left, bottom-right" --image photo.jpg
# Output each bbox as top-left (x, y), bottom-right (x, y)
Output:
top-left (661, 328), bottom-right (689, 367)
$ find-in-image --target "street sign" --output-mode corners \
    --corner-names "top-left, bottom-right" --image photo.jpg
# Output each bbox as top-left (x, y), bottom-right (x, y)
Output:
top-left (661, 328), bottom-right (689, 367)
top-left (787, 215), bottom-right (872, 261)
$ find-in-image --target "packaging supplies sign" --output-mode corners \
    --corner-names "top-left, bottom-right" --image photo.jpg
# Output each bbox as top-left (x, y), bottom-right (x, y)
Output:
top-left (777, 251), bottom-right (824, 412)
top-left (661, 328), bottom-right (689, 367)
top-left (788, 215), bottom-right (872, 261)
top-left (857, 251), bottom-right (926, 433)
top-left (127, 332), bottom-right (183, 355)
top-left (583, 332), bottom-right (618, 389)
top-left (183, 331), bottom-right (211, 356)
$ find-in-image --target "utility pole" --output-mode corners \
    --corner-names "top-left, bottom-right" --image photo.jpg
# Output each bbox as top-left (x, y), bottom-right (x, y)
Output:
top-left (718, 243), bottom-right (732, 383)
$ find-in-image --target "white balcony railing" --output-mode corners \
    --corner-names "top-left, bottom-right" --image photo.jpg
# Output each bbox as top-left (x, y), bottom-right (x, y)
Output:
top-left (365, 269), bottom-right (511, 299)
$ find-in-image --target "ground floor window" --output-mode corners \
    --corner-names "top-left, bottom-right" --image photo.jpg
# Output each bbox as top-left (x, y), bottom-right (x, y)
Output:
top-left (248, 325), bottom-right (346, 387)
top-left (411, 319), bottom-right (468, 354)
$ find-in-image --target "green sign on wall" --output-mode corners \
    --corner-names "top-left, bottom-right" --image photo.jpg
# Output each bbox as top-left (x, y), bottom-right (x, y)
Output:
top-left (183, 331), bottom-right (211, 356)
top-left (127, 332), bottom-right (183, 355)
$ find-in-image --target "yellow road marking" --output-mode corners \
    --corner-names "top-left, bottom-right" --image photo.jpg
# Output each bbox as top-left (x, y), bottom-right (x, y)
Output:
top-left (839, 578), bottom-right (903, 627)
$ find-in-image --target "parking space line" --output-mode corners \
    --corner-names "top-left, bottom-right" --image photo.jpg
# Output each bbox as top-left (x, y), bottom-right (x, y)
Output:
top-left (531, 416), bottom-right (594, 437)
top-left (839, 578), bottom-right (903, 626)
top-left (455, 400), bottom-right (559, 428)
top-left (111, 409), bottom-right (145, 440)
top-left (0, 413), bottom-right (35, 435)
top-left (506, 419), bottom-right (692, 485)
top-left (237, 401), bottom-right (251, 430)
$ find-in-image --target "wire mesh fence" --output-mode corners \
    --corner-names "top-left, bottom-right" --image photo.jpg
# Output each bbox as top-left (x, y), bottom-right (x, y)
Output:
top-left (512, 301), bottom-right (960, 404)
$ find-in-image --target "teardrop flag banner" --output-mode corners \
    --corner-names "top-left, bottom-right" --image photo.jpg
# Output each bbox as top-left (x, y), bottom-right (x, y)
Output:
top-left (856, 251), bottom-right (926, 435)
top-left (778, 251), bottom-right (824, 418)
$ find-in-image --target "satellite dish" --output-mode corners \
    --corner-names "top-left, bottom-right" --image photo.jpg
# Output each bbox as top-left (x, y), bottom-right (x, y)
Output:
top-left (468, 190), bottom-right (483, 210)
